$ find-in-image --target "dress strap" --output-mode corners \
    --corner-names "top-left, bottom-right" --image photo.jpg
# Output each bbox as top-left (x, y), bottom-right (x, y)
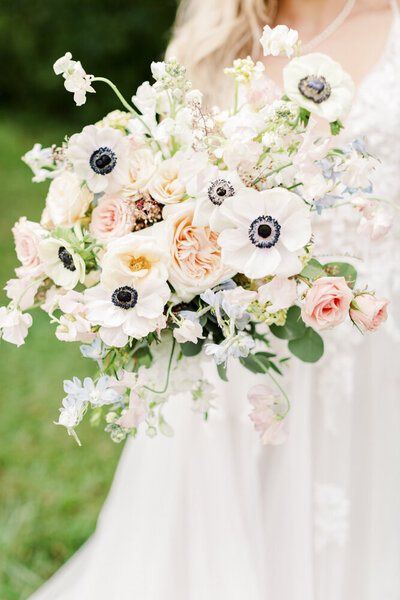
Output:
top-left (389, 0), bottom-right (400, 17)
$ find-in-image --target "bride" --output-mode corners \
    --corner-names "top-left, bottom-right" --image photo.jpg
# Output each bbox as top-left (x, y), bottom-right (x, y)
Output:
top-left (30, 0), bottom-right (400, 598)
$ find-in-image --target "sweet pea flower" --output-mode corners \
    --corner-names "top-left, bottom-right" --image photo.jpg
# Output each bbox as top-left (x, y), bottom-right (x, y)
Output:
top-left (350, 294), bottom-right (389, 332)
top-left (173, 312), bottom-right (204, 345)
top-left (260, 25), bottom-right (299, 58)
top-left (54, 52), bottom-right (95, 106)
top-left (0, 307), bottom-right (32, 346)
top-left (248, 384), bottom-right (288, 445)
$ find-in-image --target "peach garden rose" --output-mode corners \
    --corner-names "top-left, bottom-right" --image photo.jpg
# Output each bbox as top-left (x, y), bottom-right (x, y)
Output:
top-left (162, 201), bottom-right (234, 302)
top-left (301, 276), bottom-right (354, 332)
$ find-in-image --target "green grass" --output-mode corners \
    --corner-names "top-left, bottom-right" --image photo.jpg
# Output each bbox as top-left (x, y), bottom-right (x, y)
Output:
top-left (0, 114), bottom-right (123, 600)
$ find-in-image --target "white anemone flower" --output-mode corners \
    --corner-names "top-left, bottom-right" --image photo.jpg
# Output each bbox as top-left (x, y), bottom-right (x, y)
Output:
top-left (66, 125), bottom-right (130, 193)
top-left (283, 53), bottom-right (355, 122)
top-left (85, 279), bottom-right (170, 347)
top-left (192, 170), bottom-right (246, 232)
top-left (39, 238), bottom-right (86, 290)
top-left (218, 187), bottom-right (312, 279)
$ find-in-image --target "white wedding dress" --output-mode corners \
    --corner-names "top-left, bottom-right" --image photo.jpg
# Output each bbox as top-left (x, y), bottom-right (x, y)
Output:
top-left (30, 4), bottom-right (400, 599)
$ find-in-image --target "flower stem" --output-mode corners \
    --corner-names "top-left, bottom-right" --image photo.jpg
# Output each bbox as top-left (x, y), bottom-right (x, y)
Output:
top-left (252, 355), bottom-right (291, 417)
top-left (142, 338), bottom-right (176, 395)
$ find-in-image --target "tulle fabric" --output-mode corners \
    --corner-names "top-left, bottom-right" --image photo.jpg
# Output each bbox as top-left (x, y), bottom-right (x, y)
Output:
top-left (30, 3), bottom-right (400, 598)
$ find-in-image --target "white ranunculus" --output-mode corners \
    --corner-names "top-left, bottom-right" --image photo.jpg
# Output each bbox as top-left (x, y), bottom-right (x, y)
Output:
top-left (39, 238), bottom-right (86, 290)
top-left (218, 187), bottom-right (312, 279)
top-left (283, 53), bottom-right (355, 122)
top-left (100, 230), bottom-right (170, 291)
top-left (66, 125), bottom-right (130, 194)
top-left (42, 171), bottom-right (93, 228)
top-left (260, 25), bottom-right (298, 58)
top-left (147, 157), bottom-right (186, 204)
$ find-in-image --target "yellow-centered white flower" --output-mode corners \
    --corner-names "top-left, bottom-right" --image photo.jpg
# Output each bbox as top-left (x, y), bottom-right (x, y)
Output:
top-left (100, 231), bottom-right (170, 291)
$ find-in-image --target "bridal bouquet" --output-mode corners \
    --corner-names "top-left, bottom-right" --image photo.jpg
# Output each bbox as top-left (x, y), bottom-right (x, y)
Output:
top-left (2, 26), bottom-right (392, 445)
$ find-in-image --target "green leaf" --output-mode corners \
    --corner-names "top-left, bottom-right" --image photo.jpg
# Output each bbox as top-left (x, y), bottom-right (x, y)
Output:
top-left (217, 362), bottom-right (228, 382)
top-left (330, 120), bottom-right (344, 136)
top-left (270, 305), bottom-right (306, 340)
top-left (134, 346), bottom-right (153, 369)
top-left (300, 258), bottom-right (325, 280)
top-left (239, 351), bottom-right (276, 375)
top-left (323, 262), bottom-right (357, 288)
top-left (288, 327), bottom-right (324, 363)
top-left (180, 338), bottom-right (205, 357)
top-left (298, 107), bottom-right (310, 127)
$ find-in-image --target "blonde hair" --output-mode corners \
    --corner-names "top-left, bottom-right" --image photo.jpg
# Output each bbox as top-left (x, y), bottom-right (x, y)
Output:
top-left (167, 0), bottom-right (279, 104)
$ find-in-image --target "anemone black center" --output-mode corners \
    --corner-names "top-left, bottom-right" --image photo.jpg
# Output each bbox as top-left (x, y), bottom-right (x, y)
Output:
top-left (58, 246), bottom-right (76, 271)
top-left (208, 179), bottom-right (235, 206)
top-left (248, 216), bottom-right (281, 249)
top-left (89, 146), bottom-right (117, 175)
top-left (298, 75), bottom-right (331, 104)
top-left (258, 224), bottom-right (272, 239)
top-left (111, 286), bottom-right (138, 310)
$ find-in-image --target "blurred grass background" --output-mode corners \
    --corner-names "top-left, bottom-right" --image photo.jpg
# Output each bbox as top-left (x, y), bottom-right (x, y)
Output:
top-left (0, 2), bottom-right (177, 598)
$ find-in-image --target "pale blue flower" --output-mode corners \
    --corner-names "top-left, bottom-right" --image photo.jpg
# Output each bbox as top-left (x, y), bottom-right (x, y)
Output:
top-left (80, 376), bottom-right (121, 407)
top-left (80, 338), bottom-right (108, 360)
top-left (205, 333), bottom-right (255, 366)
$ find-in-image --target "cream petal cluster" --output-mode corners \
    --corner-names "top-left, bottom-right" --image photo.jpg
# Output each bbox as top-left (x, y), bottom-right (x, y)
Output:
top-left (42, 171), bottom-right (93, 228)
top-left (147, 157), bottom-right (186, 204)
top-left (258, 277), bottom-right (298, 313)
top-left (162, 201), bottom-right (235, 302)
top-left (39, 238), bottom-right (86, 290)
top-left (260, 25), bottom-right (299, 58)
top-left (85, 279), bottom-right (170, 347)
top-left (66, 125), bottom-right (130, 194)
top-left (122, 145), bottom-right (157, 198)
top-left (283, 53), bottom-right (355, 122)
top-left (100, 230), bottom-right (170, 291)
top-left (218, 187), bottom-right (312, 279)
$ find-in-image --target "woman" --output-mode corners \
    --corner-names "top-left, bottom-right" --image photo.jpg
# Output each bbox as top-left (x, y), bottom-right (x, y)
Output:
top-left (30, 1), bottom-right (400, 598)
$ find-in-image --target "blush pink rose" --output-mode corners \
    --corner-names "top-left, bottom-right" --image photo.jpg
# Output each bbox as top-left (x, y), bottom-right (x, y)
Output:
top-left (301, 276), bottom-right (354, 332)
top-left (350, 294), bottom-right (389, 332)
top-left (90, 194), bottom-right (133, 243)
top-left (12, 217), bottom-right (45, 276)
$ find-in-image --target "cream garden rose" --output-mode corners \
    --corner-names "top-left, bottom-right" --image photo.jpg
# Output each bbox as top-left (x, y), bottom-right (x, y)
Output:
top-left (42, 171), bottom-right (93, 228)
top-left (122, 145), bottom-right (157, 198)
top-left (301, 276), bottom-right (354, 331)
top-left (162, 201), bottom-right (234, 302)
top-left (100, 230), bottom-right (170, 291)
top-left (148, 157), bottom-right (186, 204)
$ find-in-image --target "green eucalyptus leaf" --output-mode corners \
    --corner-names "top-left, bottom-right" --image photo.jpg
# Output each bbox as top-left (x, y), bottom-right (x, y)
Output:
top-left (324, 262), bottom-right (357, 288)
top-left (270, 305), bottom-right (306, 340)
top-left (300, 258), bottom-right (325, 280)
top-left (217, 362), bottom-right (228, 382)
top-left (288, 327), bottom-right (324, 363)
top-left (180, 338), bottom-right (205, 357)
